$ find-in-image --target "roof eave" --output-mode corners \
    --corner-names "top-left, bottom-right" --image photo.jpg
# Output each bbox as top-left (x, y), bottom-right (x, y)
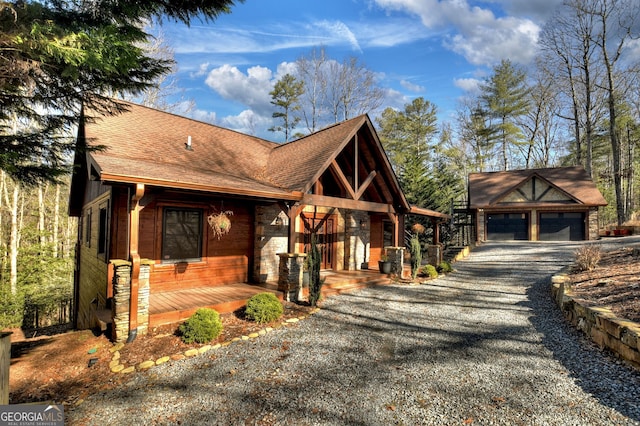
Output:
top-left (99, 172), bottom-right (304, 202)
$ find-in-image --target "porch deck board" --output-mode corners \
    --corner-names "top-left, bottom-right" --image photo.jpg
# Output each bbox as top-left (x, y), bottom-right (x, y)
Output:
top-left (149, 283), bottom-right (275, 316)
top-left (148, 270), bottom-right (394, 328)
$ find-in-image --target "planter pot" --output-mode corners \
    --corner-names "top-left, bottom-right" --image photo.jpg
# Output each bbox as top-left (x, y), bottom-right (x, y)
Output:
top-left (378, 261), bottom-right (391, 274)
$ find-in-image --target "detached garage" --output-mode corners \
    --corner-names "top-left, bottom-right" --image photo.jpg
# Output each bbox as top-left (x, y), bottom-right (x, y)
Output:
top-left (469, 166), bottom-right (607, 242)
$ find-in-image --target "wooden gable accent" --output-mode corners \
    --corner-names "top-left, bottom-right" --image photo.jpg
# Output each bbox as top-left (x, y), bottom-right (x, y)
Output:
top-left (497, 175), bottom-right (578, 205)
top-left (311, 124), bottom-right (401, 211)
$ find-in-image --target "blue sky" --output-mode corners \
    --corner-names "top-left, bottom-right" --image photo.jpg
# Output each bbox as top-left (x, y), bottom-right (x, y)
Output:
top-left (161, 0), bottom-right (564, 141)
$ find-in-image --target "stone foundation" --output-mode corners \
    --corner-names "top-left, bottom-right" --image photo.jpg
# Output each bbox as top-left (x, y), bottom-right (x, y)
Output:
top-left (111, 260), bottom-right (151, 343)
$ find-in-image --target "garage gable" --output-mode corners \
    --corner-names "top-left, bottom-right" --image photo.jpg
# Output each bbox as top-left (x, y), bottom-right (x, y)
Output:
top-left (498, 175), bottom-right (577, 205)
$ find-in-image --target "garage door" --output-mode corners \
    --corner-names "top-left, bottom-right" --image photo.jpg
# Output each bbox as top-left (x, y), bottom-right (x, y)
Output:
top-left (487, 213), bottom-right (528, 240)
top-left (539, 212), bottom-right (585, 241)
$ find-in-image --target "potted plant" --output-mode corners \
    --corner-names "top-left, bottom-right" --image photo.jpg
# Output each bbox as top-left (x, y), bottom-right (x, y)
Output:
top-left (378, 253), bottom-right (391, 274)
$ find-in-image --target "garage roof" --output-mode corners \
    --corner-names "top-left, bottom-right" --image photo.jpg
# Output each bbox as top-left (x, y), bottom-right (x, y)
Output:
top-left (469, 166), bottom-right (608, 209)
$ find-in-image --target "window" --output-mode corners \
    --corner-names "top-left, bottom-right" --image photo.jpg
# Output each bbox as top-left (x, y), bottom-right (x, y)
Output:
top-left (85, 209), bottom-right (92, 247)
top-left (383, 220), bottom-right (394, 248)
top-left (162, 208), bottom-right (203, 262)
top-left (98, 205), bottom-right (108, 256)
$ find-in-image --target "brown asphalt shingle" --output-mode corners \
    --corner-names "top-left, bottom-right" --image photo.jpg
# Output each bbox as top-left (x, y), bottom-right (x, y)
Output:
top-left (468, 166), bottom-right (608, 208)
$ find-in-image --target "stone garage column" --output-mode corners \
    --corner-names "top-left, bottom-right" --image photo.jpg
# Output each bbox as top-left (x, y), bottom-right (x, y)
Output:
top-left (277, 253), bottom-right (306, 302)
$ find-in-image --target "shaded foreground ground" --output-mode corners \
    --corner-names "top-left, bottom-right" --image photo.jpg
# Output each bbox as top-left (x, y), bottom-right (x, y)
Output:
top-left (62, 241), bottom-right (640, 425)
top-left (11, 240), bottom-right (640, 424)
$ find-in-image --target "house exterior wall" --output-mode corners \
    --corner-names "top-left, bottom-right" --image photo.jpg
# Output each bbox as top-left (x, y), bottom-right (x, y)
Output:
top-left (135, 195), bottom-right (254, 294)
top-left (75, 190), bottom-right (111, 330)
top-left (253, 203), bottom-right (288, 283)
top-left (345, 210), bottom-right (370, 270)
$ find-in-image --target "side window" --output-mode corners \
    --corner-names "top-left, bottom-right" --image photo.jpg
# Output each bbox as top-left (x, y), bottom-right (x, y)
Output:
top-left (383, 220), bottom-right (394, 248)
top-left (162, 208), bottom-right (203, 262)
top-left (97, 203), bottom-right (108, 257)
top-left (85, 209), bottom-right (92, 247)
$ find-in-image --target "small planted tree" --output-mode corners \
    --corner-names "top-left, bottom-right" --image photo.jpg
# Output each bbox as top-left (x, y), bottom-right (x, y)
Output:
top-left (308, 234), bottom-right (323, 306)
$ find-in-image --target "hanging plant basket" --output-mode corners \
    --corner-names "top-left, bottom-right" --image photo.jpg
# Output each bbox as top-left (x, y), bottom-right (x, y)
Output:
top-left (207, 209), bottom-right (233, 239)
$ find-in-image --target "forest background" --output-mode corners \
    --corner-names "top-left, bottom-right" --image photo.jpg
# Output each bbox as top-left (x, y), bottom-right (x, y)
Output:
top-left (1, 0), bottom-right (638, 330)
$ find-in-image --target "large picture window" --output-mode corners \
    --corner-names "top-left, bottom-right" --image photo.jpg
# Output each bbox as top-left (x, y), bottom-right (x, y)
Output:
top-left (162, 208), bottom-right (203, 262)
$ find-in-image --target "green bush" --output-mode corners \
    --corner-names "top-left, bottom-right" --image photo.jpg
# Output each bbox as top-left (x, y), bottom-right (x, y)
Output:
top-left (245, 292), bottom-right (284, 324)
top-left (421, 264), bottom-right (438, 279)
top-left (436, 261), bottom-right (453, 274)
top-left (179, 308), bottom-right (223, 344)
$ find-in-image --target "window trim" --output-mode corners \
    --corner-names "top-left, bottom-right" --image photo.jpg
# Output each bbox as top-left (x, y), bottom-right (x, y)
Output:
top-left (161, 207), bottom-right (204, 264)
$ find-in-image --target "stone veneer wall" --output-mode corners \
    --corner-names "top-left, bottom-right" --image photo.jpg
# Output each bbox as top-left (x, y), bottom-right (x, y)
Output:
top-left (254, 204), bottom-right (288, 283)
top-left (345, 211), bottom-right (370, 270)
top-left (552, 272), bottom-right (640, 370)
top-left (277, 253), bottom-right (305, 302)
top-left (588, 207), bottom-right (599, 240)
top-left (385, 247), bottom-right (405, 277)
top-left (111, 260), bottom-right (151, 343)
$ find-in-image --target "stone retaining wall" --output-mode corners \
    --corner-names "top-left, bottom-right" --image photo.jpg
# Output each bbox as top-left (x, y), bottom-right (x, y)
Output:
top-left (551, 272), bottom-right (640, 370)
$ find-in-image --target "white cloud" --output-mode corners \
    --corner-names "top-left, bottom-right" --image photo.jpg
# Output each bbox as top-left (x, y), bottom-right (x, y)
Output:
top-left (453, 77), bottom-right (481, 94)
top-left (204, 64), bottom-right (275, 116)
top-left (313, 20), bottom-right (362, 52)
top-left (190, 108), bottom-right (218, 124)
top-left (400, 79), bottom-right (425, 92)
top-left (373, 0), bottom-right (547, 66)
top-left (219, 110), bottom-right (272, 137)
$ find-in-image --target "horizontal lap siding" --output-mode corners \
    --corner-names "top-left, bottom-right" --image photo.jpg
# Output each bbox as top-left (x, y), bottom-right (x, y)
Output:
top-left (148, 201), bottom-right (253, 294)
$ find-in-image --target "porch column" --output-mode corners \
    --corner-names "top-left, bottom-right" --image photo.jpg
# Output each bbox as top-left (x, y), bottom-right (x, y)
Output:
top-left (277, 253), bottom-right (306, 302)
top-left (128, 183), bottom-right (144, 342)
top-left (112, 260), bottom-right (151, 343)
top-left (385, 246), bottom-right (405, 277)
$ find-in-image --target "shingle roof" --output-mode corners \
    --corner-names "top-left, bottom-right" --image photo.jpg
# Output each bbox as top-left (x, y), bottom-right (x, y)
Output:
top-left (265, 116), bottom-right (365, 192)
top-left (468, 166), bottom-right (608, 208)
top-left (79, 102), bottom-right (389, 202)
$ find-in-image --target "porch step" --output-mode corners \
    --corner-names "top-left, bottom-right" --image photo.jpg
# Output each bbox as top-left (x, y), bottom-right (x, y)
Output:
top-left (316, 270), bottom-right (392, 298)
top-left (92, 307), bottom-right (112, 332)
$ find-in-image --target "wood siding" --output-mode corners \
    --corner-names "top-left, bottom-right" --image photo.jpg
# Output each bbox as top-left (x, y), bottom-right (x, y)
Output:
top-left (76, 191), bottom-right (111, 329)
top-left (369, 215), bottom-right (384, 265)
top-left (111, 191), bottom-right (257, 294)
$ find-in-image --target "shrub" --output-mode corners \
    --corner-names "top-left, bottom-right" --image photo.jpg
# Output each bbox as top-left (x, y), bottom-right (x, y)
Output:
top-left (245, 292), bottom-right (284, 323)
top-left (436, 261), bottom-right (453, 274)
top-left (574, 245), bottom-right (601, 272)
top-left (179, 308), bottom-right (223, 344)
top-left (422, 264), bottom-right (438, 278)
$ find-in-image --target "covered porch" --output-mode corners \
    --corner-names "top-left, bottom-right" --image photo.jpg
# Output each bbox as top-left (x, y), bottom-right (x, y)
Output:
top-left (147, 269), bottom-right (393, 327)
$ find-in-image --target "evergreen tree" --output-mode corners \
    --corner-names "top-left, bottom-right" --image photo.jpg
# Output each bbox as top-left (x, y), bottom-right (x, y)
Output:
top-left (376, 97), bottom-right (438, 207)
top-left (268, 74), bottom-right (304, 142)
top-left (0, 0), bottom-right (240, 185)
top-left (480, 59), bottom-right (530, 171)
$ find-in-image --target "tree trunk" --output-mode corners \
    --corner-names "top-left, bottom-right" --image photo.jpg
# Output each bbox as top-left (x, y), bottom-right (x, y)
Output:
top-left (53, 184), bottom-right (60, 258)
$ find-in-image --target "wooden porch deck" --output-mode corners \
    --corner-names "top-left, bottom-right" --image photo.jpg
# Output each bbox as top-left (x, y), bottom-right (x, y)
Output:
top-left (148, 269), bottom-right (393, 327)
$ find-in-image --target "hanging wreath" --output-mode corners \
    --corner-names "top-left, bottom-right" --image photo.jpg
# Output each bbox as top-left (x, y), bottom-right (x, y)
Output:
top-left (207, 209), bottom-right (234, 239)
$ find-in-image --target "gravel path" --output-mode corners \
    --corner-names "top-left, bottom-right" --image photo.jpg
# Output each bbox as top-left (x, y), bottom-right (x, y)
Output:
top-left (67, 241), bottom-right (640, 425)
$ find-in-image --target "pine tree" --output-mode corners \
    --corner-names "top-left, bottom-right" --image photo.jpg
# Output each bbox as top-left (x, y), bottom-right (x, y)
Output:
top-left (268, 74), bottom-right (304, 142)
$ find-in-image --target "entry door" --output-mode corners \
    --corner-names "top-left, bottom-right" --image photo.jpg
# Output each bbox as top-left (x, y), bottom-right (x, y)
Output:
top-left (303, 216), bottom-right (335, 270)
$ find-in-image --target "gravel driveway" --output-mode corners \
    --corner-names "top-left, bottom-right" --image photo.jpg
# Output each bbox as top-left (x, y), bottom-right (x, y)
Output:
top-left (67, 241), bottom-right (640, 425)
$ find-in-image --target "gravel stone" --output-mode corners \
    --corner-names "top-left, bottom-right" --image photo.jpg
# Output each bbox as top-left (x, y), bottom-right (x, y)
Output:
top-left (67, 241), bottom-right (640, 425)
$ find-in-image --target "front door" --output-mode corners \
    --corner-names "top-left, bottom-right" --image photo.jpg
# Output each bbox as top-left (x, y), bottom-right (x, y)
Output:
top-left (302, 215), bottom-right (335, 270)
